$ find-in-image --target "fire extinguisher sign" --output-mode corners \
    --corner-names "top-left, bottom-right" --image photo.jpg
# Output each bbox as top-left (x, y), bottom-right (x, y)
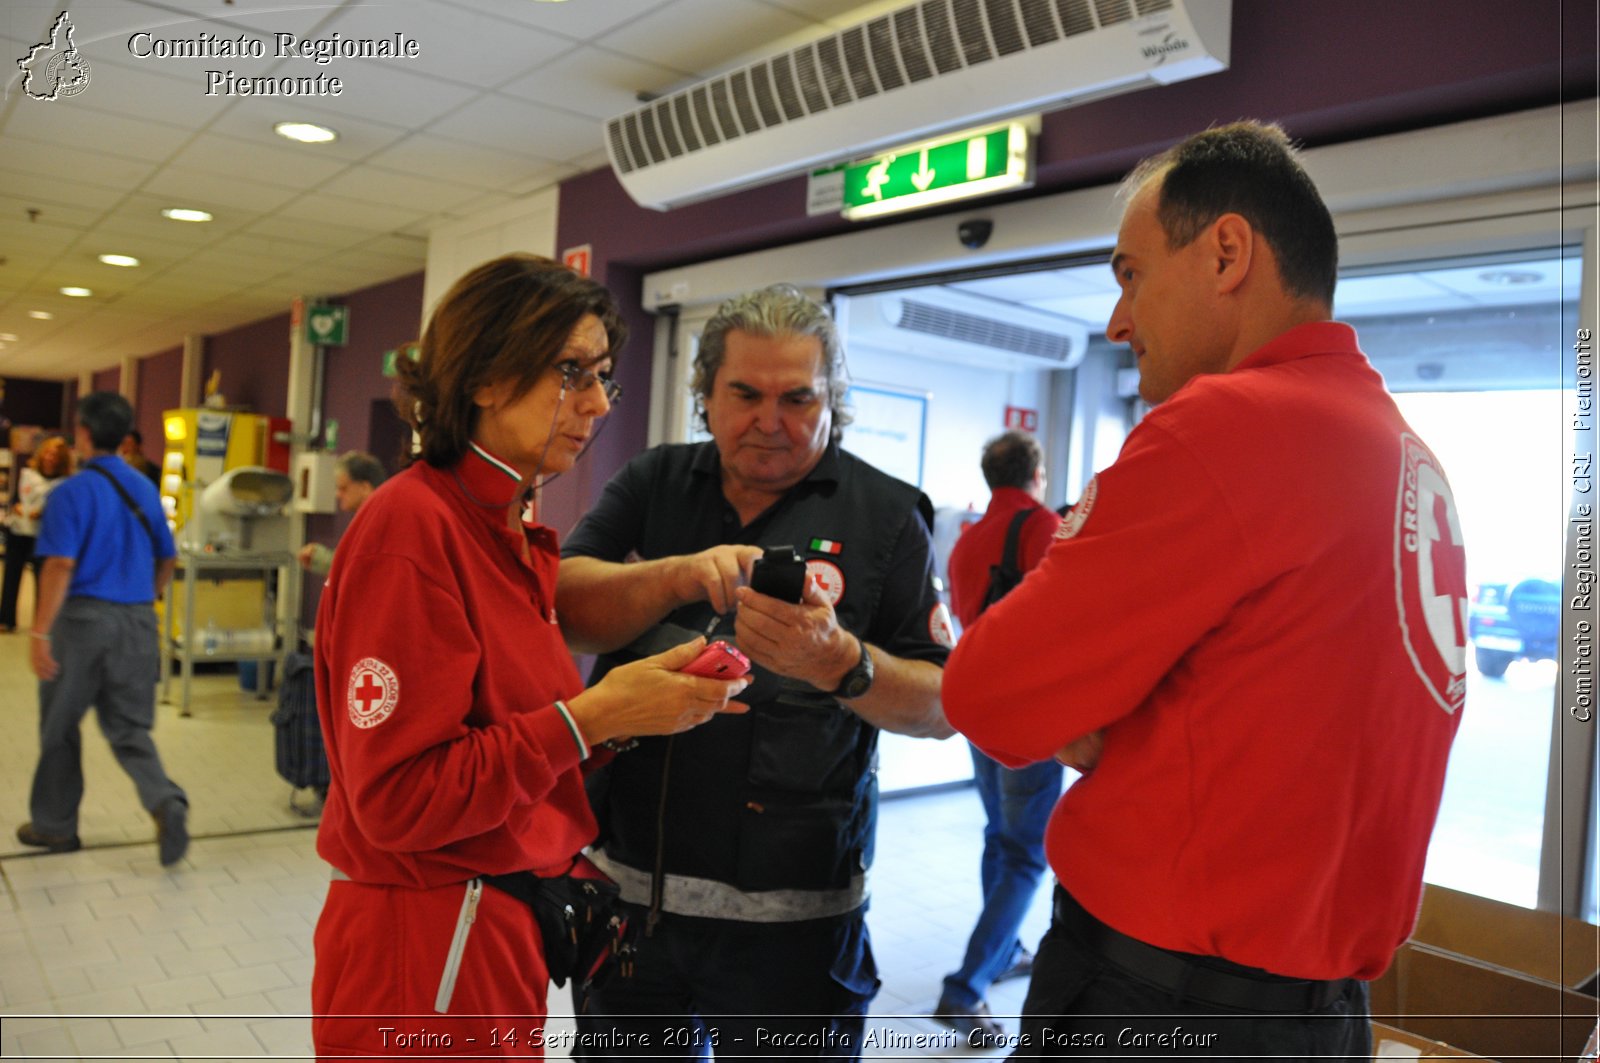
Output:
top-left (1004, 406), bottom-right (1039, 432)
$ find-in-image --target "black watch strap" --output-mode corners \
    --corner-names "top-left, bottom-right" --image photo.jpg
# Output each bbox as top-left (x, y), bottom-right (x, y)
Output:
top-left (830, 635), bottom-right (875, 699)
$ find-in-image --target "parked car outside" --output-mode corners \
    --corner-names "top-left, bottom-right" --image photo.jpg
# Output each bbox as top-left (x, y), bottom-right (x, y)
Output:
top-left (1468, 577), bottom-right (1560, 678)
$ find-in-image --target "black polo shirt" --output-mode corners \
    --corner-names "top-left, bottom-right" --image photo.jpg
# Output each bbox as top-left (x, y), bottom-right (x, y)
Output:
top-left (562, 440), bottom-right (950, 897)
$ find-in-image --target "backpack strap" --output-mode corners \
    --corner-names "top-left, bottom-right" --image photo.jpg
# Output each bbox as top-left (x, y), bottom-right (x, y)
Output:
top-left (981, 508), bottom-right (1035, 614)
top-left (85, 463), bottom-right (163, 554)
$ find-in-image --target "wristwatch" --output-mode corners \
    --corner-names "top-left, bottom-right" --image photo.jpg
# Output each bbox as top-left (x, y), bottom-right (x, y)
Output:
top-left (830, 635), bottom-right (875, 700)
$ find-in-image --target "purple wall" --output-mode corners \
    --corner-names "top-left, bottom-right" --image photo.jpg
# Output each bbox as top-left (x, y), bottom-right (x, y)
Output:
top-left (206, 316), bottom-right (290, 418)
top-left (135, 346), bottom-right (183, 457)
top-left (299, 271), bottom-right (427, 626)
top-left (91, 367), bottom-right (119, 394)
top-left (553, 0), bottom-right (1594, 521)
top-left (1, 377), bottom-right (67, 442)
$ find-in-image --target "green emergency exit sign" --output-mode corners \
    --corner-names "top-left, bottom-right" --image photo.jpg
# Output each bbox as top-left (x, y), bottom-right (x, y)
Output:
top-left (841, 121), bottom-right (1033, 220)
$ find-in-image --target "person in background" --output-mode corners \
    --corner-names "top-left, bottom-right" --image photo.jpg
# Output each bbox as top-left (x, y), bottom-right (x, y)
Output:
top-left (118, 429), bottom-right (161, 486)
top-left (1, 435), bottom-right (73, 633)
top-left (943, 121), bottom-right (1466, 1059)
top-left (933, 430), bottom-right (1062, 1040)
top-left (296, 450), bottom-right (386, 575)
top-left (309, 254), bottom-right (750, 1058)
top-left (559, 283), bottom-right (952, 1060)
top-left (20, 394), bottom-right (188, 866)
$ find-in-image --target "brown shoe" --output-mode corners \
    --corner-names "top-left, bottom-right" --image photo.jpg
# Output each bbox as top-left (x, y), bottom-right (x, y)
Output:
top-left (16, 822), bottom-right (81, 853)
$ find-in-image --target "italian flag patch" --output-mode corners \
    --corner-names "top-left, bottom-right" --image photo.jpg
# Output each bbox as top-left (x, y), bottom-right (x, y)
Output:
top-left (809, 538), bottom-right (843, 555)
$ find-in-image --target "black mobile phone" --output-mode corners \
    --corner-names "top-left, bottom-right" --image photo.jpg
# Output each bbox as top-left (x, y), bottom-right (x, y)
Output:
top-left (749, 545), bottom-right (807, 603)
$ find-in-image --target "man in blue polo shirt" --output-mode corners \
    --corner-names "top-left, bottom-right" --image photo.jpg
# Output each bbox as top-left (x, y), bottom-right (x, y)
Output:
top-left (20, 391), bottom-right (189, 866)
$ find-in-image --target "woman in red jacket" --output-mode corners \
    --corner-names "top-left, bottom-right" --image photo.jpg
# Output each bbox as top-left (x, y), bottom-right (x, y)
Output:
top-left (311, 254), bottom-right (749, 1058)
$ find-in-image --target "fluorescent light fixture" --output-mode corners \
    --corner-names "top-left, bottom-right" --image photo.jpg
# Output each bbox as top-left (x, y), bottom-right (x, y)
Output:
top-left (28, 310), bottom-right (53, 320)
top-left (0, 333), bottom-right (16, 341)
top-left (274, 121), bottom-right (338, 144)
top-left (162, 207), bottom-right (213, 222)
top-left (60, 286), bottom-right (93, 297)
top-left (99, 253), bottom-right (140, 268)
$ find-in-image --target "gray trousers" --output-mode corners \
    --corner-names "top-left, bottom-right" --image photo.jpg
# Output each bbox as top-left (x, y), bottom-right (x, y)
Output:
top-left (30, 597), bottom-right (185, 836)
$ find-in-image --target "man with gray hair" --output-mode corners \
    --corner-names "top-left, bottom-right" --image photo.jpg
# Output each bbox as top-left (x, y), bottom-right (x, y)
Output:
top-left (559, 284), bottom-right (953, 1058)
top-left (297, 450), bottom-right (386, 575)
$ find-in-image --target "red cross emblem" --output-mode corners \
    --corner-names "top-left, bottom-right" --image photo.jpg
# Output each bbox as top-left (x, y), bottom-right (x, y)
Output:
top-left (1395, 435), bottom-right (1467, 714)
top-left (347, 657), bottom-right (400, 729)
top-left (1430, 493), bottom-right (1468, 647)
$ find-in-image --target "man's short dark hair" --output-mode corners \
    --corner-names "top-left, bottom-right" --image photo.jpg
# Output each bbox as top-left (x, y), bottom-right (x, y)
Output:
top-left (1123, 121), bottom-right (1337, 307)
top-left (336, 451), bottom-right (386, 488)
top-left (78, 391), bottom-right (134, 452)
top-left (980, 430), bottom-right (1041, 491)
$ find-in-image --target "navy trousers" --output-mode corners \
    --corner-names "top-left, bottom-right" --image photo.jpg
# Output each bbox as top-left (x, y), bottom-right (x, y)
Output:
top-left (575, 903), bottom-right (878, 1061)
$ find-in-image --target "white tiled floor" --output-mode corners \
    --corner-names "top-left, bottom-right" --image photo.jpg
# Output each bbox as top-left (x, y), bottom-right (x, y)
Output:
top-left (0, 581), bottom-right (1052, 1061)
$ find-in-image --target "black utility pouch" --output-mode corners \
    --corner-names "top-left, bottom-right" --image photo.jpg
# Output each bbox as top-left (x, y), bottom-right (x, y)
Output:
top-left (484, 855), bottom-right (634, 993)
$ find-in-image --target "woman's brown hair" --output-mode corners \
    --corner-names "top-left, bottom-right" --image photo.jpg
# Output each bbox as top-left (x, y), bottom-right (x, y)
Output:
top-left (28, 436), bottom-right (72, 477)
top-left (395, 254), bottom-right (627, 467)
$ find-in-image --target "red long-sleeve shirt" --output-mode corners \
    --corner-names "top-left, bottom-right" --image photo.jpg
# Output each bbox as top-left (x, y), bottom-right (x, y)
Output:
top-left (315, 444), bottom-right (597, 888)
top-left (946, 486), bottom-right (1061, 630)
top-left (945, 323), bottom-right (1466, 981)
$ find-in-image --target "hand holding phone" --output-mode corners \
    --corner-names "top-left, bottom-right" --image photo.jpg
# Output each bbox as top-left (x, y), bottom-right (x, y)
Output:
top-left (679, 640), bottom-right (752, 679)
top-left (749, 545), bottom-right (807, 604)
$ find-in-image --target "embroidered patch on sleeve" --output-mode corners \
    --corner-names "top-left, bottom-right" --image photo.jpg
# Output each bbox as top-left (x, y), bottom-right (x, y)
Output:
top-left (929, 603), bottom-right (956, 649)
top-left (1056, 475), bottom-right (1099, 540)
top-left (347, 657), bottom-right (400, 729)
top-left (1394, 435), bottom-right (1468, 714)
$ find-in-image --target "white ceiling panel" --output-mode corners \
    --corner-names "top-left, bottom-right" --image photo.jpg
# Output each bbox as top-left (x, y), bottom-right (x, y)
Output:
top-left (273, 192), bottom-right (431, 233)
top-left (499, 45), bottom-right (685, 120)
top-left (0, 194), bottom-right (107, 232)
top-left (52, 56), bottom-right (231, 129)
top-left (598, 0), bottom-right (813, 77)
top-left (139, 168), bottom-right (302, 214)
top-left (166, 131), bottom-right (353, 188)
top-left (319, 3), bottom-right (573, 90)
top-left (442, 0), bottom-right (673, 43)
top-left (137, 0), bottom-right (340, 38)
top-left (432, 93), bottom-right (601, 162)
top-left (316, 164), bottom-right (489, 214)
top-left (1, 102), bottom-right (198, 163)
top-left (361, 133), bottom-right (563, 192)
top-left (0, 134), bottom-right (164, 191)
top-left (272, 58), bottom-right (485, 128)
top-left (65, 8), bottom-right (283, 82)
top-left (205, 104), bottom-right (412, 162)
top-left (237, 214), bottom-right (375, 251)
top-left (0, 172), bottom-right (130, 215)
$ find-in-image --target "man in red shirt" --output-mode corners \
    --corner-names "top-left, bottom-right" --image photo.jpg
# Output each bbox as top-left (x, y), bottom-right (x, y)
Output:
top-left (934, 431), bottom-right (1061, 1039)
top-left (944, 122), bottom-right (1466, 1058)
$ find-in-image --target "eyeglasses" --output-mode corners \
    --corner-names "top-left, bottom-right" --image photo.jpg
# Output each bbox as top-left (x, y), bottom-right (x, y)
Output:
top-left (554, 359), bottom-right (622, 404)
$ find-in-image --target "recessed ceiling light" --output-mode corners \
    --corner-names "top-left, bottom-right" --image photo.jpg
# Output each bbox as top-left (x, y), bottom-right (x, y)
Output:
top-left (274, 121), bottom-right (338, 144)
top-left (29, 310), bottom-right (53, 320)
top-left (99, 253), bottom-right (141, 268)
top-left (61, 286), bottom-right (93, 297)
top-left (161, 207), bottom-right (213, 223)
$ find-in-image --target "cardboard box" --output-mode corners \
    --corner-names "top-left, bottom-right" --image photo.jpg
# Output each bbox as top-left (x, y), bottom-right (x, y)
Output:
top-left (1372, 1021), bottom-right (1488, 1058)
top-left (1371, 885), bottom-right (1599, 1063)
